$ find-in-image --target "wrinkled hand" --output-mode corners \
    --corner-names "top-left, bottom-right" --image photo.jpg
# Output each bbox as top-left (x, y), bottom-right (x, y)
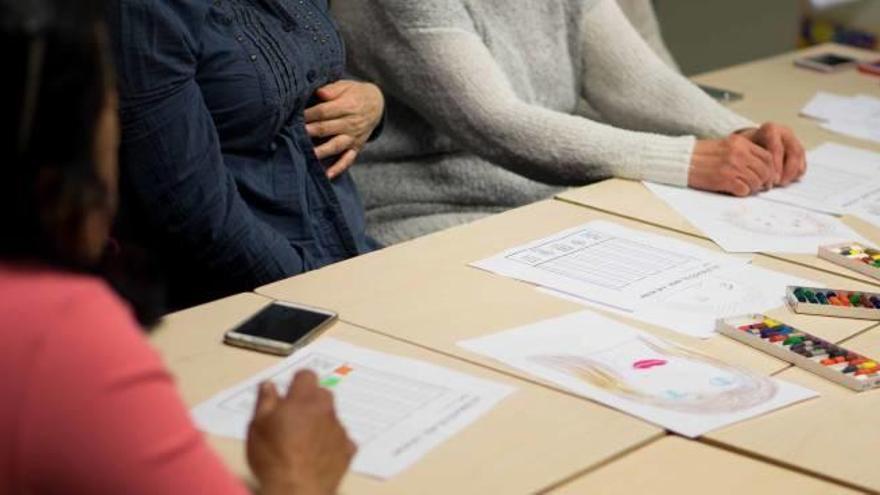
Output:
top-left (247, 370), bottom-right (356, 495)
top-left (305, 80), bottom-right (385, 180)
top-left (689, 134), bottom-right (776, 197)
top-left (736, 123), bottom-right (807, 186)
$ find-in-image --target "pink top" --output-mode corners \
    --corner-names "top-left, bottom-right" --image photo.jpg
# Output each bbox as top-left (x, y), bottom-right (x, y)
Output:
top-left (0, 264), bottom-right (249, 494)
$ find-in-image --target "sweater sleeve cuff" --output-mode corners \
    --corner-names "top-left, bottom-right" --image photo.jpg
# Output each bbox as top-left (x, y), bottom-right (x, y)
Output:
top-left (621, 134), bottom-right (695, 187)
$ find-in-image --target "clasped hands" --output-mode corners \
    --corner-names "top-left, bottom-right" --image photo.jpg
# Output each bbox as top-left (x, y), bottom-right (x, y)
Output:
top-left (305, 83), bottom-right (805, 195)
top-left (305, 80), bottom-right (385, 180)
top-left (689, 123), bottom-right (807, 197)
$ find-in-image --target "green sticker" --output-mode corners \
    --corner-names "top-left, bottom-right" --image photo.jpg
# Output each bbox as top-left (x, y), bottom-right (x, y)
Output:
top-left (320, 376), bottom-right (342, 388)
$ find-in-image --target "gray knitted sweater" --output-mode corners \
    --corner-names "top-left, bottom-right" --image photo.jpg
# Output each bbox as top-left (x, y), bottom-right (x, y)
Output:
top-left (335, 0), bottom-right (754, 245)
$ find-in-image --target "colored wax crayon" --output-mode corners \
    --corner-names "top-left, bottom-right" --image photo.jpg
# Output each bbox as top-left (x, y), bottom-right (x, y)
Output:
top-left (718, 314), bottom-right (880, 392)
top-left (820, 243), bottom-right (880, 281)
top-left (787, 286), bottom-right (880, 321)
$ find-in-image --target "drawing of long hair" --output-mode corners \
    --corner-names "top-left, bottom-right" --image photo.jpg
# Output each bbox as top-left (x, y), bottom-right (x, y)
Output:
top-left (530, 337), bottom-right (777, 415)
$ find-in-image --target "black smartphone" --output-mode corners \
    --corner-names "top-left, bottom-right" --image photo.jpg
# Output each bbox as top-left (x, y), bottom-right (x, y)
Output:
top-left (224, 302), bottom-right (338, 355)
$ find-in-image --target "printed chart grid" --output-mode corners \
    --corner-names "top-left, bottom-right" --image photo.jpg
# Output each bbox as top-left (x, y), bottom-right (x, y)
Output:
top-left (219, 353), bottom-right (450, 445)
top-left (506, 230), bottom-right (695, 290)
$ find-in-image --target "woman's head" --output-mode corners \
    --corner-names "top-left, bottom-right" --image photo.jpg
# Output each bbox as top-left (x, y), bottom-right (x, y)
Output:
top-left (1, 0), bottom-right (117, 268)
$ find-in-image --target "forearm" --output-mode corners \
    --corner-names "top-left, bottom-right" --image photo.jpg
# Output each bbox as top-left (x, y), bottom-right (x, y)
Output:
top-left (338, 0), bottom-right (701, 186)
top-left (375, 29), bottom-right (695, 185)
top-left (579, 0), bottom-right (755, 138)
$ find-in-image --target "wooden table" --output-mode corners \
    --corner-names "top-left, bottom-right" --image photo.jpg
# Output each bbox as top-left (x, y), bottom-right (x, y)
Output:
top-left (549, 437), bottom-right (860, 495)
top-left (705, 325), bottom-right (880, 493)
top-left (558, 43), bottom-right (880, 284)
top-left (258, 200), bottom-right (880, 382)
top-left (150, 293), bottom-right (662, 495)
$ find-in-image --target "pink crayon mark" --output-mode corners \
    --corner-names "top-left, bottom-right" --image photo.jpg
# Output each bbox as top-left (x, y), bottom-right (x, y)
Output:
top-left (633, 359), bottom-right (668, 370)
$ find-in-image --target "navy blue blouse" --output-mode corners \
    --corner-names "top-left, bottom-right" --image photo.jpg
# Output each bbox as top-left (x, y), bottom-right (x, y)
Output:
top-left (109, 0), bottom-right (373, 307)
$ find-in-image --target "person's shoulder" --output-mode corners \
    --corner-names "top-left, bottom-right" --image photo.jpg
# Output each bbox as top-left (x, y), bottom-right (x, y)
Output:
top-left (117, 0), bottom-right (212, 19)
top-left (113, 0), bottom-right (212, 42)
top-left (0, 266), bottom-right (137, 349)
top-left (50, 273), bottom-right (140, 342)
top-left (364, 0), bottom-right (471, 28)
top-left (1, 267), bottom-right (161, 381)
top-left (0, 266), bottom-right (121, 315)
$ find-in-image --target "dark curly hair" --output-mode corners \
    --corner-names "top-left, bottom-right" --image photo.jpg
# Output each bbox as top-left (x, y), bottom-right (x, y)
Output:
top-left (2, 0), bottom-right (111, 263)
top-left (1, 0), bottom-right (166, 325)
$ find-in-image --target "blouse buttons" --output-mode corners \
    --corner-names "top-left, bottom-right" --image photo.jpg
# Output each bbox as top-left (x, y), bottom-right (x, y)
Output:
top-left (250, 54), bottom-right (258, 62)
top-left (307, 70), bottom-right (317, 83)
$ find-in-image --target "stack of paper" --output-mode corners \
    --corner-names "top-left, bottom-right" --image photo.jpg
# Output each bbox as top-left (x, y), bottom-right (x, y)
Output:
top-left (459, 311), bottom-right (818, 438)
top-left (644, 181), bottom-right (869, 254)
top-left (192, 338), bottom-right (514, 479)
top-left (471, 221), bottom-right (815, 339)
top-left (643, 143), bottom-right (880, 254)
top-left (761, 143), bottom-right (880, 229)
top-left (801, 92), bottom-right (880, 144)
top-left (539, 263), bottom-right (816, 339)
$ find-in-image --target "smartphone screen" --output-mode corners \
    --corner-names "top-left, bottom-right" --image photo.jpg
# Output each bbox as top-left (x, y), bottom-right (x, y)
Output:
top-left (810, 54), bottom-right (856, 67)
top-left (233, 303), bottom-right (335, 344)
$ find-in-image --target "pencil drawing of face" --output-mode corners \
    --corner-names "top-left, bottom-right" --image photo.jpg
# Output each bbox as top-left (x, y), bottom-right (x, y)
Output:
top-left (662, 277), bottom-right (750, 314)
top-left (530, 337), bottom-right (777, 414)
top-left (722, 206), bottom-right (831, 237)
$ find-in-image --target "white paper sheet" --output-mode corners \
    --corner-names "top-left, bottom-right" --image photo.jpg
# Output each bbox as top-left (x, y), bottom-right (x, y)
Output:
top-left (801, 93), bottom-right (880, 122)
top-left (760, 143), bottom-right (880, 215)
top-left (644, 182), bottom-right (868, 253)
top-left (459, 311), bottom-right (818, 438)
top-left (760, 142), bottom-right (880, 230)
top-left (470, 221), bottom-right (747, 312)
top-left (823, 120), bottom-right (880, 145)
top-left (801, 92), bottom-right (880, 145)
top-left (538, 264), bottom-right (818, 339)
top-left (192, 338), bottom-right (514, 479)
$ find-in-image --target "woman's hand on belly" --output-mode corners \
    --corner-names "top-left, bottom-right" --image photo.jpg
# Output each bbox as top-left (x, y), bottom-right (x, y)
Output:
top-left (304, 80), bottom-right (385, 179)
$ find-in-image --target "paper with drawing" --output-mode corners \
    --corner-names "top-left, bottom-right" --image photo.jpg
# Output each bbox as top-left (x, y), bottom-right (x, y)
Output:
top-left (459, 311), bottom-right (818, 437)
top-left (644, 182), bottom-right (868, 253)
top-left (539, 264), bottom-right (817, 339)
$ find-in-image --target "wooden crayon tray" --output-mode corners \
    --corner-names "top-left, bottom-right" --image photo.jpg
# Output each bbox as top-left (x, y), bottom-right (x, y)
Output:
top-left (718, 314), bottom-right (880, 392)
top-left (786, 286), bottom-right (880, 320)
top-left (819, 242), bottom-right (880, 282)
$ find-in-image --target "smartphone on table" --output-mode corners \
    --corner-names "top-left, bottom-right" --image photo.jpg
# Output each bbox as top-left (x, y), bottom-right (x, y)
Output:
top-left (224, 301), bottom-right (338, 356)
top-left (794, 53), bottom-right (858, 73)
